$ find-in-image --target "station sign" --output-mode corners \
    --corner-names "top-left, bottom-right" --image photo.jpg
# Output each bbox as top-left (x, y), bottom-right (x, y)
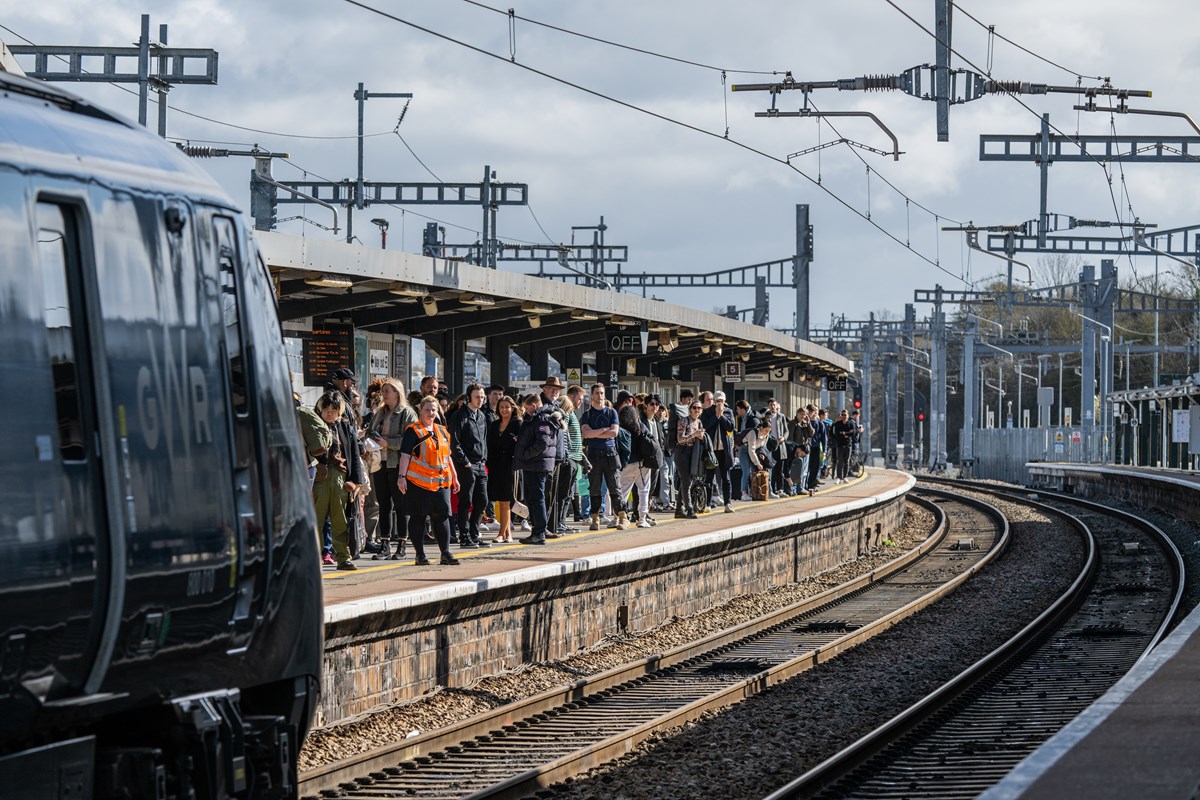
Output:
top-left (302, 321), bottom-right (354, 386)
top-left (722, 361), bottom-right (744, 382)
top-left (825, 376), bottom-right (847, 391)
top-left (605, 323), bottom-right (649, 355)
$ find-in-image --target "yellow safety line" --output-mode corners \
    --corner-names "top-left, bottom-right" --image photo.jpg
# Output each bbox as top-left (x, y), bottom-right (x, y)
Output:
top-left (323, 469), bottom-right (871, 579)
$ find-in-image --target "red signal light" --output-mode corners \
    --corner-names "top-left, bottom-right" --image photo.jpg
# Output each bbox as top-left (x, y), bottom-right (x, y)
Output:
top-left (917, 412), bottom-right (925, 422)
top-left (853, 399), bottom-right (862, 409)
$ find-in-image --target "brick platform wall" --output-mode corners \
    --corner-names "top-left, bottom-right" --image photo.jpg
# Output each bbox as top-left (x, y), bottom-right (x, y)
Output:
top-left (317, 496), bottom-right (906, 727)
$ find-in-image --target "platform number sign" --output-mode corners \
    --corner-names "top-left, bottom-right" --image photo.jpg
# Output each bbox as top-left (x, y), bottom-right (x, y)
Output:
top-left (723, 361), bottom-right (744, 382)
top-left (825, 376), bottom-right (847, 392)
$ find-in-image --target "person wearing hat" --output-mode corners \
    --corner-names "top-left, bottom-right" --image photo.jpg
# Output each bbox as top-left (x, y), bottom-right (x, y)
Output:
top-left (540, 376), bottom-right (565, 405)
top-left (330, 367), bottom-right (359, 427)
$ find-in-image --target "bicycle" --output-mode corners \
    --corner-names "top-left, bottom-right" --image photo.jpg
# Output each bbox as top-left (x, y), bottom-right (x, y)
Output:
top-left (688, 475), bottom-right (711, 515)
top-left (848, 447), bottom-right (865, 478)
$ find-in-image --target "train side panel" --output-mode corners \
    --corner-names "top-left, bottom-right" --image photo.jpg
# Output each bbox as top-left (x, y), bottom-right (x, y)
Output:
top-left (0, 72), bottom-right (321, 797)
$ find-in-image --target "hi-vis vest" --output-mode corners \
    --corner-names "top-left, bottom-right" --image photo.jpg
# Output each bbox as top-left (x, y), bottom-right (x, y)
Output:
top-left (406, 422), bottom-right (453, 491)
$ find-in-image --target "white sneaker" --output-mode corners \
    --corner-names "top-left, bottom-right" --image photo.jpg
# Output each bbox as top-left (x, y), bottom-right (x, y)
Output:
top-left (637, 519), bottom-right (652, 528)
top-left (519, 520), bottom-right (532, 531)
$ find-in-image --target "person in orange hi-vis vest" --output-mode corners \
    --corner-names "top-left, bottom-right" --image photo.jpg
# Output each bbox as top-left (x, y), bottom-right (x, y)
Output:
top-left (397, 395), bottom-right (462, 566)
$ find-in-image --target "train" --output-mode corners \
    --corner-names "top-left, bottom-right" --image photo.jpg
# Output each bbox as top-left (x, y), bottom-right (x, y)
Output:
top-left (0, 71), bottom-right (322, 797)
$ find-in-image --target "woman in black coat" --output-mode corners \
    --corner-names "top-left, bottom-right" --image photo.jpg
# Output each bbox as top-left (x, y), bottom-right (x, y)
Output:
top-left (486, 395), bottom-right (522, 543)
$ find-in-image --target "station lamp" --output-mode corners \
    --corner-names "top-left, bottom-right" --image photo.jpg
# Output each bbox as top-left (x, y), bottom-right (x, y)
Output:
top-left (571, 309), bottom-right (600, 321)
top-left (370, 217), bottom-right (389, 249)
top-left (388, 281), bottom-right (428, 297)
top-left (522, 301), bottom-right (554, 314)
top-left (528, 314), bottom-right (542, 329)
top-left (460, 293), bottom-right (497, 307)
top-left (304, 272), bottom-right (353, 289)
top-left (421, 295), bottom-right (439, 316)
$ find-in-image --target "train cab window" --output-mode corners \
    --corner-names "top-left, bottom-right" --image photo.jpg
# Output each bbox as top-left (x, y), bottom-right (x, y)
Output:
top-left (214, 217), bottom-right (248, 416)
top-left (35, 202), bottom-right (86, 462)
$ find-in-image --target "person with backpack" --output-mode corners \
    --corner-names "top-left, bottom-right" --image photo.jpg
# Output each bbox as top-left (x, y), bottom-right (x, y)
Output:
top-left (580, 383), bottom-right (629, 531)
top-left (513, 381), bottom-right (567, 545)
top-left (615, 402), bottom-right (658, 528)
top-left (313, 392), bottom-right (366, 570)
top-left (640, 395), bottom-right (665, 523)
top-left (701, 391), bottom-right (736, 513)
top-left (665, 388), bottom-right (693, 517)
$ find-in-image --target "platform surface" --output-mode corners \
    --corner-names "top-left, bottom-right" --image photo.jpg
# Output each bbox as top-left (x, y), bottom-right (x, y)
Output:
top-left (321, 469), bottom-right (912, 615)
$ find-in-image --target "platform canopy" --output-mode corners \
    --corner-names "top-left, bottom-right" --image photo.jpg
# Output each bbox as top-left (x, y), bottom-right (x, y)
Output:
top-left (257, 232), bottom-right (852, 379)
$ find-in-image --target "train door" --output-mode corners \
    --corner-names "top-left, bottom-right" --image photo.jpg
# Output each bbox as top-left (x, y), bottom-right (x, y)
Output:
top-left (213, 215), bottom-right (270, 642)
top-left (2, 199), bottom-right (110, 702)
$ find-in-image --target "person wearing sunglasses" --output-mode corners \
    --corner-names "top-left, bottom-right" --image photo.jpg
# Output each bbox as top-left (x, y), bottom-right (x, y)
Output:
top-left (674, 401), bottom-right (707, 519)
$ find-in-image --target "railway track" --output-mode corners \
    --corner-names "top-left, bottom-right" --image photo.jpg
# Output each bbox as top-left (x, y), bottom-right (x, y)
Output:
top-left (300, 490), bottom-right (1007, 799)
top-left (762, 480), bottom-right (1184, 800)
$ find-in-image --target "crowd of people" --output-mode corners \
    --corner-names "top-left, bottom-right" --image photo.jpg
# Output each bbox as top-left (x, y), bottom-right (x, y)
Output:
top-left (295, 369), bottom-right (865, 570)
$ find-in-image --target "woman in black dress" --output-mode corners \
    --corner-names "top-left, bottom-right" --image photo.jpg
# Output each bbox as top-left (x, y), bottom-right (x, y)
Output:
top-left (486, 395), bottom-right (522, 543)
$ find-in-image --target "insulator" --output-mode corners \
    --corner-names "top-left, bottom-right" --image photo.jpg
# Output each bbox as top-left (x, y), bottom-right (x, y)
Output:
top-left (861, 74), bottom-right (900, 91)
top-left (180, 145), bottom-right (227, 158)
top-left (987, 80), bottom-right (1026, 94)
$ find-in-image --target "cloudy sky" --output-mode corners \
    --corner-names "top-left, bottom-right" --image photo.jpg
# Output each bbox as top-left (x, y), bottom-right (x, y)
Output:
top-left (7, 1), bottom-right (1199, 330)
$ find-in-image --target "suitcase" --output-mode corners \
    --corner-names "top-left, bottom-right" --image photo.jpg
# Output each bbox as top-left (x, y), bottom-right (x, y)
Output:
top-left (750, 469), bottom-right (771, 501)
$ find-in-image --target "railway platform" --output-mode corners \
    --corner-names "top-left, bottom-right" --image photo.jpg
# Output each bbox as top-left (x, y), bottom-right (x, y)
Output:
top-left (983, 463), bottom-right (1200, 800)
top-left (315, 468), bottom-right (914, 727)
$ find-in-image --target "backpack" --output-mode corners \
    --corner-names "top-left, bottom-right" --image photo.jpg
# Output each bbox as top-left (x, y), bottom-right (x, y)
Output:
top-left (637, 422), bottom-right (663, 469)
top-left (616, 427), bottom-right (632, 467)
top-left (735, 414), bottom-right (760, 446)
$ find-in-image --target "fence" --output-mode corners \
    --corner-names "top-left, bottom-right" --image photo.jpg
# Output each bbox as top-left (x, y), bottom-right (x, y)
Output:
top-left (967, 427), bottom-right (1107, 484)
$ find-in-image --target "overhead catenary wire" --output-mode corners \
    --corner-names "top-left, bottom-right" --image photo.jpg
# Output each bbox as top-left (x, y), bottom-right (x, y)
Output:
top-left (339, 0), bottom-right (971, 286)
top-left (950, 1), bottom-right (1104, 82)
top-left (459, 0), bottom-right (784, 75)
top-left (458, 3), bottom-right (965, 230)
top-left (883, 0), bottom-right (1140, 280)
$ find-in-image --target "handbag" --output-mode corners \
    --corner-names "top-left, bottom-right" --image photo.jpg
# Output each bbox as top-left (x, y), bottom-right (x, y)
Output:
top-left (702, 433), bottom-right (719, 471)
